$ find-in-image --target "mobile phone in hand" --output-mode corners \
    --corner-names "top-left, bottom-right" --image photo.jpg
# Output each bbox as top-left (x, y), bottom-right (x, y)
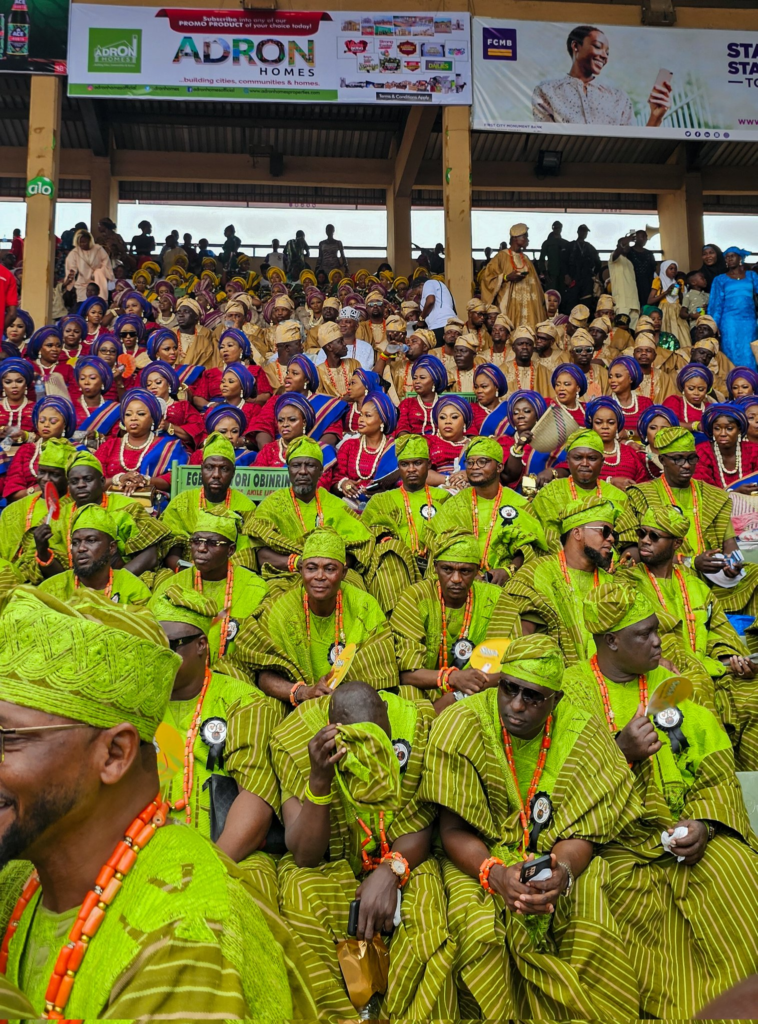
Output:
top-left (520, 853), bottom-right (552, 884)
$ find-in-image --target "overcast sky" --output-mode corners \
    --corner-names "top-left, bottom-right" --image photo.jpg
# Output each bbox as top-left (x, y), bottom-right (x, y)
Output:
top-left (0, 201), bottom-right (752, 266)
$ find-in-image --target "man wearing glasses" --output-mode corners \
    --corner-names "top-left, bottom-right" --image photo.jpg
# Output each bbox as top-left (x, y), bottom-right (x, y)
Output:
top-left (569, 327), bottom-right (608, 400)
top-left (150, 506), bottom-right (267, 666)
top-left (0, 587), bottom-right (293, 1019)
top-left (421, 633), bottom-right (641, 1020)
top-left (506, 494), bottom-right (617, 665)
top-left (616, 504), bottom-right (758, 773)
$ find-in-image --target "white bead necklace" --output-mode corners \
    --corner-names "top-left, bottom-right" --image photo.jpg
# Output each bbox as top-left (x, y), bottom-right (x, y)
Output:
top-left (714, 439), bottom-right (742, 488)
top-left (353, 435), bottom-right (388, 483)
top-left (1, 397), bottom-right (28, 430)
top-left (118, 432), bottom-right (155, 472)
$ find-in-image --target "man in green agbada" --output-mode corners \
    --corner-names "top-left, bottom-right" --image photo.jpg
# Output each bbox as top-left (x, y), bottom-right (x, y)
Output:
top-left (391, 530), bottom-right (522, 707)
top-left (0, 587), bottom-right (293, 1020)
top-left (225, 528), bottom-right (395, 714)
top-left (616, 504), bottom-right (758, 771)
top-left (150, 507), bottom-right (268, 664)
top-left (361, 434), bottom-right (450, 575)
top-left (38, 502), bottom-right (152, 605)
top-left (530, 428), bottom-right (628, 551)
top-left (161, 431), bottom-right (255, 567)
top-left (60, 449), bottom-right (172, 577)
top-left (243, 436), bottom-right (416, 612)
top-left (616, 425), bottom-right (758, 616)
top-left (561, 581), bottom-right (758, 1018)
top-left (271, 680), bottom-right (454, 1020)
top-left (0, 438), bottom-right (72, 591)
top-left (420, 635), bottom-right (642, 1019)
top-left (425, 436), bottom-right (548, 582)
top-left (505, 495), bottom-right (616, 664)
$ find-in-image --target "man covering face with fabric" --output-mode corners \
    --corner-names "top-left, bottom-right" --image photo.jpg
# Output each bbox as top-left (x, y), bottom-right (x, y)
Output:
top-left (426, 436), bottom-right (548, 582)
top-left (0, 587), bottom-right (293, 1020)
top-left (505, 495), bottom-right (617, 664)
top-left (151, 507), bottom-right (268, 665)
top-left (561, 581), bottom-right (758, 1019)
top-left (161, 431), bottom-right (256, 566)
top-left (420, 634), bottom-right (641, 1020)
top-left (38, 502), bottom-right (152, 606)
top-left (243, 436), bottom-right (416, 613)
top-left (224, 528), bottom-right (395, 713)
top-left (530, 429), bottom-right (628, 551)
top-left (271, 680), bottom-right (453, 1020)
top-left (391, 530), bottom-right (522, 708)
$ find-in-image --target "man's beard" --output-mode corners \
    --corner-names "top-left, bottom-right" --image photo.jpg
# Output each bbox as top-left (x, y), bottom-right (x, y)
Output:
top-left (640, 548), bottom-right (672, 569)
top-left (0, 784), bottom-right (81, 872)
top-left (583, 544), bottom-right (612, 571)
top-left (75, 551), bottom-right (112, 580)
top-left (291, 480), bottom-right (315, 499)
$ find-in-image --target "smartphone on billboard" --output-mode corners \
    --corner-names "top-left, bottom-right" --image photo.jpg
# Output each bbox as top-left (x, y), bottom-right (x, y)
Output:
top-left (652, 68), bottom-right (674, 94)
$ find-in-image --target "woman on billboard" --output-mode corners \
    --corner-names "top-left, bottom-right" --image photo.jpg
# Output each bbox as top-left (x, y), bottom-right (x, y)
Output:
top-left (532, 25), bottom-right (672, 127)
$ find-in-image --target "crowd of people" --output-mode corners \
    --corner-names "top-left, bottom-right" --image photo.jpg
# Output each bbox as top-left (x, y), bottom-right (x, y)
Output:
top-left (0, 216), bottom-right (757, 1020)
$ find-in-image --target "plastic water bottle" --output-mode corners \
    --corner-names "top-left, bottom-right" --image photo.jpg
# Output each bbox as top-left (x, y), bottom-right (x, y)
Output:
top-left (34, 378), bottom-right (45, 402)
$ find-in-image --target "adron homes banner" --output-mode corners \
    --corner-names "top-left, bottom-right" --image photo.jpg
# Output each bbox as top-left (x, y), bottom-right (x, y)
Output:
top-left (67, 5), bottom-right (471, 104)
top-left (473, 17), bottom-right (758, 141)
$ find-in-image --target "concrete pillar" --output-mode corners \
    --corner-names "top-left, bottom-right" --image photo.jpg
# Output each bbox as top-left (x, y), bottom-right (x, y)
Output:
top-left (386, 189), bottom-right (412, 278)
top-left (21, 75), bottom-right (61, 326)
top-left (657, 170), bottom-right (704, 270)
top-left (442, 105), bottom-right (472, 316)
top-left (90, 156), bottom-right (118, 234)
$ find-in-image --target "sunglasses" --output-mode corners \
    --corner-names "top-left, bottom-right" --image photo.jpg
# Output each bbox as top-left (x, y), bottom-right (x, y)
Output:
top-left (500, 681), bottom-right (550, 706)
top-left (120, 331), bottom-right (138, 338)
top-left (572, 347), bottom-right (594, 356)
top-left (637, 528), bottom-right (674, 543)
top-left (583, 524), bottom-right (614, 540)
top-left (168, 632), bottom-right (203, 651)
top-left (661, 453), bottom-right (698, 466)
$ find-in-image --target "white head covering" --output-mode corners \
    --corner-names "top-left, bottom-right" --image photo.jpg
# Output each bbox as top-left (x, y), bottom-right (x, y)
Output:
top-left (659, 260), bottom-right (680, 303)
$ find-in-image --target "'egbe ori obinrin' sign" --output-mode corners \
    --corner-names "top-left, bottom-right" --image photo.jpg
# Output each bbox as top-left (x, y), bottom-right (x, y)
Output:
top-left (26, 176), bottom-right (56, 199)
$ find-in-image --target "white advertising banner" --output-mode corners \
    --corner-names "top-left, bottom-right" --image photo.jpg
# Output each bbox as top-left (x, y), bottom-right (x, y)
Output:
top-left (67, 5), bottom-right (471, 103)
top-left (473, 17), bottom-right (758, 141)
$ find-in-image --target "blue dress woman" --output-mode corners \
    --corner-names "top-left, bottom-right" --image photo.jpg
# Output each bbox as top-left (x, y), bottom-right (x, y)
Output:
top-left (708, 246), bottom-right (758, 369)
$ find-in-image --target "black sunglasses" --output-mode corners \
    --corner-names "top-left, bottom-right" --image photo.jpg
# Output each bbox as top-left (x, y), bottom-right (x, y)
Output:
top-left (168, 632), bottom-right (203, 651)
top-left (120, 331), bottom-right (138, 338)
top-left (661, 453), bottom-right (698, 466)
top-left (637, 528), bottom-right (673, 543)
top-left (583, 524), bottom-right (614, 540)
top-left (500, 680), bottom-right (549, 706)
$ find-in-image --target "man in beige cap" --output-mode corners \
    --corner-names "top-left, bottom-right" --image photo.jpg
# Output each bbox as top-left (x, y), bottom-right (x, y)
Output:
top-left (480, 223), bottom-right (546, 329)
top-left (465, 298), bottom-right (492, 351)
top-left (363, 288), bottom-right (389, 348)
top-left (570, 327), bottom-right (609, 399)
top-left (263, 294), bottom-right (296, 353)
top-left (451, 332), bottom-right (487, 392)
top-left (504, 325), bottom-right (553, 396)
top-left (175, 297), bottom-right (220, 369)
top-left (380, 319), bottom-right (435, 401)
top-left (263, 319), bottom-right (303, 390)
top-left (534, 320), bottom-right (565, 374)
top-left (315, 321), bottom-right (361, 398)
top-left (430, 316), bottom-right (465, 371)
top-left (305, 295), bottom-right (340, 353)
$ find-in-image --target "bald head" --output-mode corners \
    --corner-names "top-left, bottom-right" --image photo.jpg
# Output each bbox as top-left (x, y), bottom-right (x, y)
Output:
top-left (328, 681), bottom-right (390, 736)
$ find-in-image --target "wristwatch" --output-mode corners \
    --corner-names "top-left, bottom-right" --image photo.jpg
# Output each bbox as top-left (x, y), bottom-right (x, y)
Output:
top-left (557, 861), bottom-right (574, 897)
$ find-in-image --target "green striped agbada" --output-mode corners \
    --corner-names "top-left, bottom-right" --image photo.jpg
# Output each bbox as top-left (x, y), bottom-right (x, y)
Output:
top-left (0, 493), bottom-right (72, 590)
top-left (390, 578), bottom-right (522, 702)
top-left (616, 476), bottom-right (758, 616)
top-left (505, 554), bottom-right (614, 664)
top-left (618, 562), bottom-right (758, 772)
top-left (420, 687), bottom-right (642, 1019)
top-left (529, 477), bottom-right (628, 553)
top-left (561, 659), bottom-right (758, 1018)
top-left (241, 485), bottom-right (418, 612)
top-left (58, 491), bottom-right (174, 566)
top-left (270, 692), bottom-right (455, 1020)
top-left (159, 486), bottom-right (256, 562)
top-left (0, 828), bottom-right (293, 1020)
top-left (222, 580), bottom-right (397, 708)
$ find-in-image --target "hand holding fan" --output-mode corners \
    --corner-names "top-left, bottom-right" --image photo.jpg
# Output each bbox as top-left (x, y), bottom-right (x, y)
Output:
top-left (469, 637), bottom-right (512, 674)
top-left (328, 643), bottom-right (357, 689)
top-left (646, 675), bottom-right (694, 716)
top-left (43, 481), bottom-right (60, 525)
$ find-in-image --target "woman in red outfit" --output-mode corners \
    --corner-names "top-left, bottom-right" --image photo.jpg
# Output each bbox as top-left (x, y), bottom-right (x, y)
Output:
top-left (58, 315), bottom-right (90, 365)
top-left (584, 396), bottom-right (645, 490)
top-left (78, 296), bottom-right (107, 347)
top-left (637, 404), bottom-right (680, 482)
top-left (343, 368), bottom-right (383, 436)
top-left (428, 394), bottom-right (472, 483)
top-left (663, 364), bottom-right (716, 432)
top-left (335, 390), bottom-right (397, 499)
top-left (551, 364), bottom-right (588, 427)
top-left (25, 327), bottom-right (74, 395)
top-left (255, 393), bottom-right (334, 486)
top-left (192, 328), bottom-right (272, 410)
top-left (3, 396), bottom-right (76, 501)
top-left (608, 356), bottom-right (652, 440)
top-left (0, 358), bottom-right (35, 438)
top-left (395, 354), bottom-right (448, 437)
top-left (695, 402), bottom-right (758, 492)
top-left (95, 388), bottom-right (187, 495)
top-left (91, 333), bottom-right (132, 402)
top-left (472, 363), bottom-right (509, 435)
top-left (141, 360), bottom-right (206, 451)
top-left (249, 354), bottom-right (344, 449)
top-left (72, 356), bottom-right (121, 439)
top-left (187, 403), bottom-right (257, 468)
